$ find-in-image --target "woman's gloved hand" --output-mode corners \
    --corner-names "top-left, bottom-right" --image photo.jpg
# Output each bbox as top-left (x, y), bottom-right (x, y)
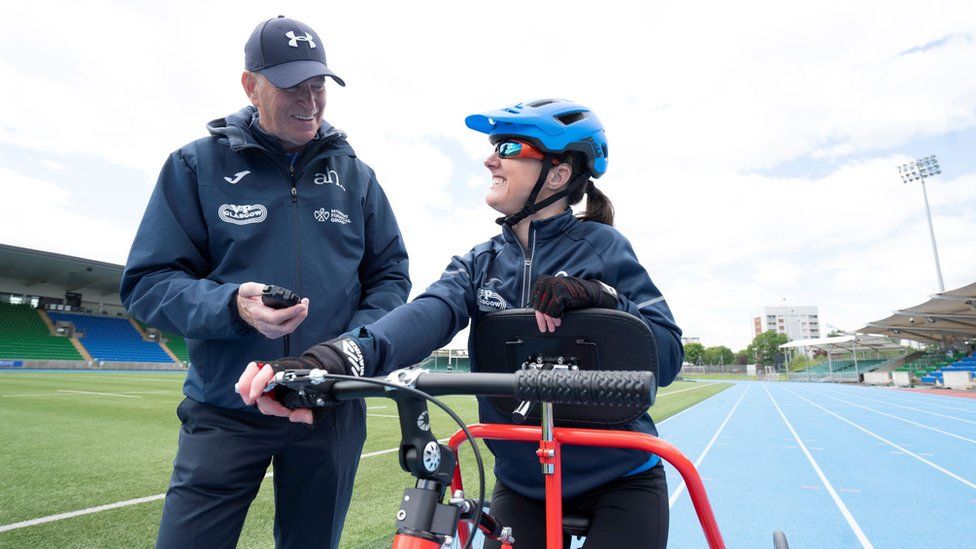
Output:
top-left (530, 275), bottom-right (619, 333)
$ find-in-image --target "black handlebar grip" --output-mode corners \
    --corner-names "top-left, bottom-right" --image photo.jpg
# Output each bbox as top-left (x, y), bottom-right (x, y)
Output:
top-left (514, 370), bottom-right (655, 408)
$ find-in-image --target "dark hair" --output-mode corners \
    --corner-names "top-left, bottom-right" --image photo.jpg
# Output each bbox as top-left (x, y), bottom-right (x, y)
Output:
top-left (563, 153), bottom-right (615, 226)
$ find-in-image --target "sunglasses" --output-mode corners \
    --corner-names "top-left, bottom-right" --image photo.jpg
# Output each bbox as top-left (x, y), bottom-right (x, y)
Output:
top-left (494, 140), bottom-right (546, 161)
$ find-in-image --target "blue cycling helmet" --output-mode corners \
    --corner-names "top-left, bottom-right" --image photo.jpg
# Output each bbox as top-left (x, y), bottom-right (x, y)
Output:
top-left (465, 99), bottom-right (609, 178)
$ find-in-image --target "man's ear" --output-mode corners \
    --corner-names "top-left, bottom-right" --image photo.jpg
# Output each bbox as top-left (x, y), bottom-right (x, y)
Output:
top-left (546, 162), bottom-right (573, 191)
top-left (242, 71), bottom-right (259, 105)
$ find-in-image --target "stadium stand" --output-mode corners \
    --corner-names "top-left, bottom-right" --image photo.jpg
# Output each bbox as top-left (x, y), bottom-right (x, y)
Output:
top-left (160, 330), bottom-right (190, 363)
top-left (0, 302), bottom-right (84, 361)
top-left (47, 311), bottom-right (172, 363)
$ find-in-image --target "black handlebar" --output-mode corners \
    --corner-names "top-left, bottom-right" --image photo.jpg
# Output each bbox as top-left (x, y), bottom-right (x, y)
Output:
top-left (288, 369), bottom-right (655, 408)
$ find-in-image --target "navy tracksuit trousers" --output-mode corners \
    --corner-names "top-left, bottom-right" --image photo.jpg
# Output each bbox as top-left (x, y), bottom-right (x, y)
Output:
top-left (155, 398), bottom-right (366, 549)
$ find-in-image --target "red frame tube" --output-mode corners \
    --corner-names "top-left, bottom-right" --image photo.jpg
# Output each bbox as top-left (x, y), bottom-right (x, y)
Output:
top-left (449, 424), bottom-right (725, 549)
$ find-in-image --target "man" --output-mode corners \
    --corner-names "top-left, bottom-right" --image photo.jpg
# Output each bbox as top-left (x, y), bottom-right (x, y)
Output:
top-left (121, 16), bottom-right (410, 549)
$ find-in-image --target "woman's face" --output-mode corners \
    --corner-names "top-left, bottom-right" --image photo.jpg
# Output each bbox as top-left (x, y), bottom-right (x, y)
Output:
top-left (483, 144), bottom-right (545, 216)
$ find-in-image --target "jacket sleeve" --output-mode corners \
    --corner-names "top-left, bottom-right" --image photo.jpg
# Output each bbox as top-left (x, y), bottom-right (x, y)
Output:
top-left (345, 173), bottom-right (411, 330)
top-left (599, 237), bottom-right (684, 387)
top-left (119, 150), bottom-right (253, 339)
top-left (344, 251), bottom-right (478, 377)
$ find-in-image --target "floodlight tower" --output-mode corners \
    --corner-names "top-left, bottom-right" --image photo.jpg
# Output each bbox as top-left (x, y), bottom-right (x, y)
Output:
top-left (898, 155), bottom-right (945, 292)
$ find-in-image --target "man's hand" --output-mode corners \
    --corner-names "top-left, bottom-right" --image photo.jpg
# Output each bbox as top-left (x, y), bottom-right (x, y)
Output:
top-left (236, 338), bottom-right (366, 425)
top-left (530, 275), bottom-right (619, 333)
top-left (237, 282), bottom-right (309, 339)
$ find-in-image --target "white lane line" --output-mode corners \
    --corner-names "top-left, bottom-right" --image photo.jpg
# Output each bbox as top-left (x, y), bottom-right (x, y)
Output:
top-left (832, 390), bottom-right (976, 424)
top-left (765, 385), bottom-right (873, 548)
top-left (0, 437), bottom-right (448, 534)
top-left (783, 387), bottom-right (976, 491)
top-left (807, 389), bottom-right (976, 445)
top-left (367, 414), bottom-right (400, 419)
top-left (367, 405), bottom-right (388, 410)
top-left (668, 385), bottom-right (749, 508)
top-left (874, 390), bottom-right (976, 414)
top-left (58, 390), bottom-right (141, 399)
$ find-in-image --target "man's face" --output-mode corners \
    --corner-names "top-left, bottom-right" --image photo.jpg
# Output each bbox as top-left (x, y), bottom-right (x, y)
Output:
top-left (244, 73), bottom-right (326, 152)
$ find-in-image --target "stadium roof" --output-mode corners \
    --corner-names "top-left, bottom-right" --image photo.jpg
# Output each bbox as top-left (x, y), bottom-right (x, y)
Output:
top-left (0, 243), bottom-right (124, 297)
top-left (779, 334), bottom-right (902, 354)
top-left (857, 281), bottom-right (976, 343)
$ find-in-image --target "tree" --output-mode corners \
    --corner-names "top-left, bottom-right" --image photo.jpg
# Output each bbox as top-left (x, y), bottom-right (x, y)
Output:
top-left (703, 346), bottom-right (734, 365)
top-left (735, 350), bottom-right (750, 365)
top-left (747, 330), bottom-right (789, 366)
top-left (683, 342), bottom-right (705, 365)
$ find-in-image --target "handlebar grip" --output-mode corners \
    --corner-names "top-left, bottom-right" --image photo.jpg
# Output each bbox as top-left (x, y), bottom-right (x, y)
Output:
top-left (514, 370), bottom-right (655, 408)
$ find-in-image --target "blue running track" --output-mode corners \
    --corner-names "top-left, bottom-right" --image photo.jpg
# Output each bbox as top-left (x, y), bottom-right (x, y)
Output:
top-left (659, 382), bottom-right (976, 548)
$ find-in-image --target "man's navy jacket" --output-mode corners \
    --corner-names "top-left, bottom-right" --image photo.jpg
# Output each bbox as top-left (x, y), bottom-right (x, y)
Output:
top-left (121, 107), bottom-right (410, 410)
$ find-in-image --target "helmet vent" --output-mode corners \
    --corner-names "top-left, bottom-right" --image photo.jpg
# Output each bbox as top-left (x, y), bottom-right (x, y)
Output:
top-left (527, 99), bottom-right (560, 108)
top-left (555, 111), bottom-right (587, 126)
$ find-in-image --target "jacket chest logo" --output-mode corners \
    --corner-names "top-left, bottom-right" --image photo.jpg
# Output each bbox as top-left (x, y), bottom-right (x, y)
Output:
top-left (218, 203), bottom-right (267, 225)
top-left (313, 170), bottom-right (344, 191)
top-left (314, 207), bottom-right (350, 225)
top-left (223, 170), bottom-right (251, 184)
top-left (477, 288), bottom-right (507, 312)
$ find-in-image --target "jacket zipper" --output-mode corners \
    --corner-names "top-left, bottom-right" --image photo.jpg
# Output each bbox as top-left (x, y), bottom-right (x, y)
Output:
top-left (520, 228), bottom-right (537, 307)
top-left (288, 163), bottom-right (301, 355)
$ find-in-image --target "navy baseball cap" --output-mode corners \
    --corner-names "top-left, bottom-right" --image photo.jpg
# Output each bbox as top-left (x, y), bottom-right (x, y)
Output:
top-left (245, 16), bottom-right (346, 88)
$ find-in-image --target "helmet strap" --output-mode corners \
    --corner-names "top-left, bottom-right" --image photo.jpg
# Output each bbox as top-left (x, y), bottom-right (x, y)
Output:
top-left (496, 154), bottom-right (588, 227)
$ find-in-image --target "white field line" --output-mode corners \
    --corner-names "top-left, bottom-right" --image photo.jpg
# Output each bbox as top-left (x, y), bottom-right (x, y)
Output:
top-left (667, 385), bottom-right (749, 508)
top-left (656, 382), bottom-right (738, 427)
top-left (0, 437), bottom-right (448, 534)
top-left (1, 390), bottom-right (176, 398)
top-left (765, 385), bottom-right (873, 548)
top-left (57, 390), bottom-right (141, 399)
top-left (809, 389), bottom-right (976, 445)
top-left (657, 385), bottom-right (711, 397)
top-left (822, 390), bottom-right (976, 426)
top-left (367, 413), bottom-right (400, 419)
top-left (783, 387), bottom-right (976, 491)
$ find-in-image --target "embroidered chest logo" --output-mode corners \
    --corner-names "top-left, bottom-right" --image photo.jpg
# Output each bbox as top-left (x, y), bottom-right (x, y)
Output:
top-left (218, 204), bottom-right (267, 225)
top-left (477, 288), bottom-right (507, 312)
top-left (314, 208), bottom-right (351, 225)
top-left (285, 31), bottom-right (316, 49)
top-left (313, 170), bottom-right (344, 191)
top-left (223, 170), bottom-right (250, 184)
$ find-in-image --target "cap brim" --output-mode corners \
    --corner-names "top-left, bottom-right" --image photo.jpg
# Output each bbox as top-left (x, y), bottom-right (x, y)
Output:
top-left (259, 60), bottom-right (346, 88)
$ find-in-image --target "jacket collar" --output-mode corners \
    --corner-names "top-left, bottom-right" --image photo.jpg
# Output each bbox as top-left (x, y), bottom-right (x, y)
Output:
top-left (206, 106), bottom-right (348, 155)
top-left (500, 209), bottom-right (578, 244)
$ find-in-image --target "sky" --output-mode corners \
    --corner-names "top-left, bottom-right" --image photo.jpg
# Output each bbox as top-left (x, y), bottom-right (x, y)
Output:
top-left (1, 1), bottom-right (974, 351)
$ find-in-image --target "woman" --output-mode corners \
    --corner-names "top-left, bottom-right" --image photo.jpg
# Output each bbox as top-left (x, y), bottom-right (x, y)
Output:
top-left (239, 99), bottom-right (683, 548)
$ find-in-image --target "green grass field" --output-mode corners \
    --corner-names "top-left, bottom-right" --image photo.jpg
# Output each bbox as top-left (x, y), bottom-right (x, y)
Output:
top-left (0, 372), bottom-right (729, 548)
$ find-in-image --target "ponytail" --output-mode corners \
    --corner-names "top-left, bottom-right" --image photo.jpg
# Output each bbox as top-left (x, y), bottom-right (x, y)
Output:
top-left (564, 153), bottom-right (615, 226)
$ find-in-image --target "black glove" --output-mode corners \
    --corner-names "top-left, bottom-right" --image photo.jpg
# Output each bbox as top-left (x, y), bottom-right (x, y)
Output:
top-left (265, 337), bottom-right (366, 410)
top-left (530, 275), bottom-right (619, 318)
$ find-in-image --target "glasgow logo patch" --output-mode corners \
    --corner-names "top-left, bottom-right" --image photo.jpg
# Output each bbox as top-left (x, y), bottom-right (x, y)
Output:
top-left (477, 288), bottom-right (507, 312)
top-left (218, 204), bottom-right (267, 225)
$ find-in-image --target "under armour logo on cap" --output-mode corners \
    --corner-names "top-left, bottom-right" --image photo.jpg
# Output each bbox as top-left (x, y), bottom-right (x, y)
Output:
top-left (245, 15), bottom-right (345, 88)
top-left (285, 30), bottom-right (316, 49)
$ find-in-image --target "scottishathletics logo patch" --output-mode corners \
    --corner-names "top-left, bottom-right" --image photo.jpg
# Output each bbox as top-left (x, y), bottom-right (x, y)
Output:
top-left (218, 204), bottom-right (267, 225)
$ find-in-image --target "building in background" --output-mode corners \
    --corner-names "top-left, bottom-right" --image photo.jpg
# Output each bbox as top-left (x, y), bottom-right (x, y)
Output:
top-left (681, 336), bottom-right (701, 345)
top-left (754, 306), bottom-right (820, 342)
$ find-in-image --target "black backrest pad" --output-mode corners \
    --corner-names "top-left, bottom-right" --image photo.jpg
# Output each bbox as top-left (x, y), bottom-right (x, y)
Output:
top-left (474, 308), bottom-right (658, 425)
